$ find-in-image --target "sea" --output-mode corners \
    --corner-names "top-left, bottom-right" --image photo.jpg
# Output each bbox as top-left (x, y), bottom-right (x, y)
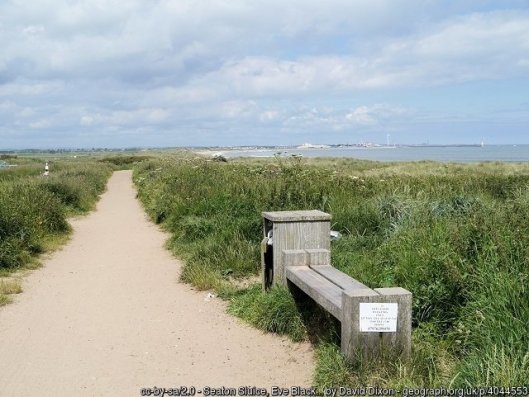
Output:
top-left (220, 145), bottom-right (529, 163)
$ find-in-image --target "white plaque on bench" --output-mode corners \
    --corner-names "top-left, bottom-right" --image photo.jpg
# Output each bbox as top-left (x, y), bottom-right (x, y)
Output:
top-left (359, 303), bottom-right (398, 332)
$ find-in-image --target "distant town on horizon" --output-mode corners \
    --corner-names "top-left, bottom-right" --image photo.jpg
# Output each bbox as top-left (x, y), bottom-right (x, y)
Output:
top-left (0, 141), bottom-right (521, 154)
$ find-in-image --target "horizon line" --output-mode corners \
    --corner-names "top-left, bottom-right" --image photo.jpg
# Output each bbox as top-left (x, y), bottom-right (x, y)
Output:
top-left (1, 143), bottom-right (527, 152)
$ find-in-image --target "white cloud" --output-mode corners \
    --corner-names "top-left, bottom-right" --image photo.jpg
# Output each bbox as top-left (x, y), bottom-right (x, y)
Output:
top-left (0, 1), bottom-right (528, 147)
top-left (182, 10), bottom-right (529, 99)
top-left (3, 1), bottom-right (527, 88)
top-left (259, 110), bottom-right (280, 123)
top-left (80, 115), bottom-right (94, 126)
top-left (277, 104), bottom-right (413, 133)
top-left (29, 118), bottom-right (54, 129)
top-left (346, 106), bottom-right (377, 126)
top-left (0, 81), bottom-right (65, 97)
top-left (22, 25), bottom-right (45, 36)
top-left (79, 108), bottom-right (170, 127)
top-left (218, 100), bottom-right (258, 119)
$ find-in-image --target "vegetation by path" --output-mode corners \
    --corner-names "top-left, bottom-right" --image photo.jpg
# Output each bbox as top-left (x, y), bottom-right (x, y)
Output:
top-left (0, 158), bottom-right (112, 302)
top-left (134, 154), bottom-right (529, 388)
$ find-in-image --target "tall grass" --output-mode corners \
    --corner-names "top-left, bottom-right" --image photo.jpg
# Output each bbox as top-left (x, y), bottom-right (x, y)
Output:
top-left (228, 284), bottom-right (307, 341)
top-left (134, 155), bottom-right (529, 386)
top-left (0, 279), bottom-right (22, 306)
top-left (98, 155), bottom-right (152, 169)
top-left (0, 160), bottom-right (112, 271)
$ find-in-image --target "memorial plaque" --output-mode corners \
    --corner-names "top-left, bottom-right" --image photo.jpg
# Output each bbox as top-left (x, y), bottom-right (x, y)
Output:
top-left (359, 303), bottom-right (398, 332)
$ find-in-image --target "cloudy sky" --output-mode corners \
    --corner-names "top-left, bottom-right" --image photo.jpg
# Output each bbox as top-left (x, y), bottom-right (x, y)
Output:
top-left (1, 0), bottom-right (529, 149)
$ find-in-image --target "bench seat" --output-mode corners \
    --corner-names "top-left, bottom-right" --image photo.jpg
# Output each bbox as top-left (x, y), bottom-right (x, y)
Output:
top-left (309, 265), bottom-right (370, 290)
top-left (286, 266), bottom-right (342, 320)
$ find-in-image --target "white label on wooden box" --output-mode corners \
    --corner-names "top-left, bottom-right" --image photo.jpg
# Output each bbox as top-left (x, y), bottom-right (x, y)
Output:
top-left (359, 303), bottom-right (398, 332)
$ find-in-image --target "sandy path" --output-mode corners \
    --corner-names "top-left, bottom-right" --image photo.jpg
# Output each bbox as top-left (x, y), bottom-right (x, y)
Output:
top-left (0, 170), bottom-right (313, 396)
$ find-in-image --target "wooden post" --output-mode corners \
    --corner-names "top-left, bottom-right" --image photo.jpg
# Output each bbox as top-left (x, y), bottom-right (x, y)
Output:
top-left (341, 289), bottom-right (382, 360)
top-left (262, 210), bottom-right (331, 286)
top-left (374, 287), bottom-right (412, 359)
top-left (341, 287), bottom-right (412, 360)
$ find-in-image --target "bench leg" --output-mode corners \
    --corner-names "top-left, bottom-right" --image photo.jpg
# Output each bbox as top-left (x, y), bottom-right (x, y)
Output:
top-left (341, 288), bottom-right (412, 361)
top-left (374, 287), bottom-right (412, 359)
top-left (341, 289), bottom-right (382, 361)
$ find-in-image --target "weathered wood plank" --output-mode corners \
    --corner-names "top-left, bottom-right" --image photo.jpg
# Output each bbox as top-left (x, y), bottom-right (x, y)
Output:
top-left (310, 265), bottom-right (370, 290)
top-left (263, 210), bottom-right (331, 222)
top-left (286, 266), bottom-right (342, 320)
top-left (282, 249), bottom-right (308, 267)
top-left (341, 289), bottom-right (383, 360)
top-left (374, 287), bottom-right (412, 359)
top-left (305, 249), bottom-right (331, 266)
top-left (271, 220), bottom-right (330, 284)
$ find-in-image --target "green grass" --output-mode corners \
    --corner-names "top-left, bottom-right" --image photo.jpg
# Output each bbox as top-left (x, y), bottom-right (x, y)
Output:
top-left (0, 279), bottom-right (22, 295)
top-left (314, 343), bottom-right (352, 388)
top-left (228, 284), bottom-right (307, 341)
top-left (134, 154), bottom-right (529, 387)
top-left (98, 155), bottom-right (153, 169)
top-left (0, 279), bottom-right (22, 307)
top-left (0, 294), bottom-right (11, 307)
top-left (0, 159), bottom-right (112, 272)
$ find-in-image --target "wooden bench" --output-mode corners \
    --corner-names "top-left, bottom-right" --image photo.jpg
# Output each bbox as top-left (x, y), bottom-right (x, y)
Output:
top-left (286, 264), bottom-right (368, 320)
top-left (262, 211), bottom-right (412, 360)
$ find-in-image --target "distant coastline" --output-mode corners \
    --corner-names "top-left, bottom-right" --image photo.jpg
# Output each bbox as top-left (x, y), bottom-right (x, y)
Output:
top-left (196, 144), bottom-right (529, 163)
top-left (3, 143), bottom-right (526, 164)
top-left (0, 143), bottom-right (497, 154)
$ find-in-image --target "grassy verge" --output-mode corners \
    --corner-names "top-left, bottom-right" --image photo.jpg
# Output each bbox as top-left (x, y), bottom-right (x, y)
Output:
top-left (0, 159), bottom-right (112, 276)
top-left (134, 154), bottom-right (529, 387)
top-left (0, 279), bottom-right (23, 306)
top-left (98, 155), bottom-right (153, 169)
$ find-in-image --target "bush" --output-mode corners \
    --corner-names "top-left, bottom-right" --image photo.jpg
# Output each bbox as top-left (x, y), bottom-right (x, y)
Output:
top-left (0, 160), bottom-right (111, 270)
top-left (98, 155), bottom-right (152, 168)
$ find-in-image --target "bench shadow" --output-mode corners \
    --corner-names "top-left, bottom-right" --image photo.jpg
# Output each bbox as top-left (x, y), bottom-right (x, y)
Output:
top-left (287, 280), bottom-right (341, 345)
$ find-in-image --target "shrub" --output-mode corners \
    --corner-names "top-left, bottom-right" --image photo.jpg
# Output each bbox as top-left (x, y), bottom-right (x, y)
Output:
top-left (0, 160), bottom-right (111, 270)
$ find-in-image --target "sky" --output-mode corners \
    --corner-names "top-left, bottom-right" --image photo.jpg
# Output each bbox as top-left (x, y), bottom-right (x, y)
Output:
top-left (1, 0), bottom-right (529, 149)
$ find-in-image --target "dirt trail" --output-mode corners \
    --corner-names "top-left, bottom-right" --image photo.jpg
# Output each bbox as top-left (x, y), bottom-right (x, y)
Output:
top-left (0, 170), bottom-right (313, 396)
